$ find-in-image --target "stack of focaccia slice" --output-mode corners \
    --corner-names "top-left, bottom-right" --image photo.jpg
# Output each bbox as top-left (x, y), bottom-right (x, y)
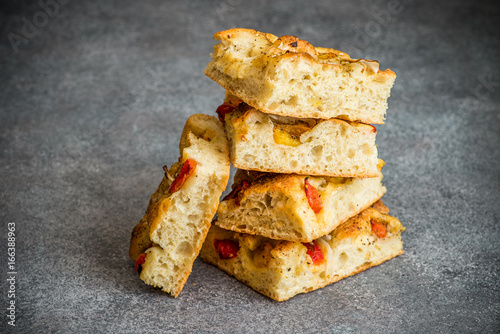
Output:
top-left (128, 28), bottom-right (405, 301)
top-left (200, 28), bottom-right (405, 301)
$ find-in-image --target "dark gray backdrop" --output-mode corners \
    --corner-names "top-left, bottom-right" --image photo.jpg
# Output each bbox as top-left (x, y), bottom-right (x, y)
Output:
top-left (1, 0), bottom-right (499, 333)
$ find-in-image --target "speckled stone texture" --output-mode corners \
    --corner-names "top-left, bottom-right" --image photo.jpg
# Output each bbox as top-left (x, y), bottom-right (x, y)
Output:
top-left (1, 0), bottom-right (499, 333)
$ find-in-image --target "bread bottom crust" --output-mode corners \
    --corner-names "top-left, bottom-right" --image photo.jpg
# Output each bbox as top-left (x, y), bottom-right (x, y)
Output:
top-left (202, 247), bottom-right (403, 301)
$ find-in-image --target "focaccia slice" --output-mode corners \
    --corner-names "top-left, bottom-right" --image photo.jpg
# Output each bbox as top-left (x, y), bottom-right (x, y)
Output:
top-left (205, 28), bottom-right (396, 123)
top-left (221, 102), bottom-right (378, 177)
top-left (129, 114), bottom-right (230, 297)
top-left (215, 161), bottom-right (386, 243)
top-left (201, 201), bottom-right (405, 301)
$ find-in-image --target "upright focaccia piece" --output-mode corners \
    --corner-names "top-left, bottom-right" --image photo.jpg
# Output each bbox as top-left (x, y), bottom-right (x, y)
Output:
top-left (215, 161), bottom-right (386, 243)
top-left (201, 201), bottom-right (405, 301)
top-left (221, 102), bottom-right (378, 177)
top-left (205, 28), bottom-right (396, 123)
top-left (129, 114), bottom-right (230, 297)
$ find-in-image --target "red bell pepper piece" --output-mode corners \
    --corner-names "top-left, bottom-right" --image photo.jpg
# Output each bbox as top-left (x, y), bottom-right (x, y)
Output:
top-left (214, 239), bottom-right (239, 259)
top-left (370, 219), bottom-right (387, 238)
top-left (302, 241), bottom-right (324, 265)
top-left (169, 159), bottom-right (197, 193)
top-left (304, 178), bottom-right (323, 213)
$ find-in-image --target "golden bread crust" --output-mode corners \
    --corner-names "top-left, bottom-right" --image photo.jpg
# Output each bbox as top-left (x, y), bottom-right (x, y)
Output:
top-left (129, 217), bottom-right (153, 261)
top-left (128, 173), bottom-right (173, 261)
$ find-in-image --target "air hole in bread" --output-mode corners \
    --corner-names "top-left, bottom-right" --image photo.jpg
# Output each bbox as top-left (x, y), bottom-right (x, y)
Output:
top-left (339, 252), bottom-right (349, 266)
top-left (264, 194), bottom-right (272, 207)
top-left (311, 145), bottom-right (323, 158)
top-left (347, 148), bottom-right (356, 159)
top-left (177, 241), bottom-right (193, 255)
top-left (250, 208), bottom-right (261, 215)
top-left (362, 144), bottom-right (374, 155)
top-left (236, 224), bottom-right (247, 230)
top-left (340, 124), bottom-right (347, 136)
top-left (271, 194), bottom-right (283, 207)
top-left (243, 154), bottom-right (256, 162)
top-left (255, 202), bottom-right (266, 212)
top-left (282, 95), bottom-right (298, 106)
top-left (291, 160), bottom-right (298, 168)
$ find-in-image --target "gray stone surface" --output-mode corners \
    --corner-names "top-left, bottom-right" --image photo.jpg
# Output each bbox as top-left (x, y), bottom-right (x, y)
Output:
top-left (1, 0), bottom-right (499, 332)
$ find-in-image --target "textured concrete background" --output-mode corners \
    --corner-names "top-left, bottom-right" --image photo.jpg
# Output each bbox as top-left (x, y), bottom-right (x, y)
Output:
top-left (1, 0), bottom-right (499, 332)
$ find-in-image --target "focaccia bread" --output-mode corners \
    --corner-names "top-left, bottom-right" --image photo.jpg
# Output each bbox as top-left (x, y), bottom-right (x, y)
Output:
top-left (222, 102), bottom-right (378, 177)
top-left (205, 28), bottom-right (396, 124)
top-left (215, 161), bottom-right (386, 243)
top-left (129, 114), bottom-right (230, 297)
top-left (201, 201), bottom-right (405, 301)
